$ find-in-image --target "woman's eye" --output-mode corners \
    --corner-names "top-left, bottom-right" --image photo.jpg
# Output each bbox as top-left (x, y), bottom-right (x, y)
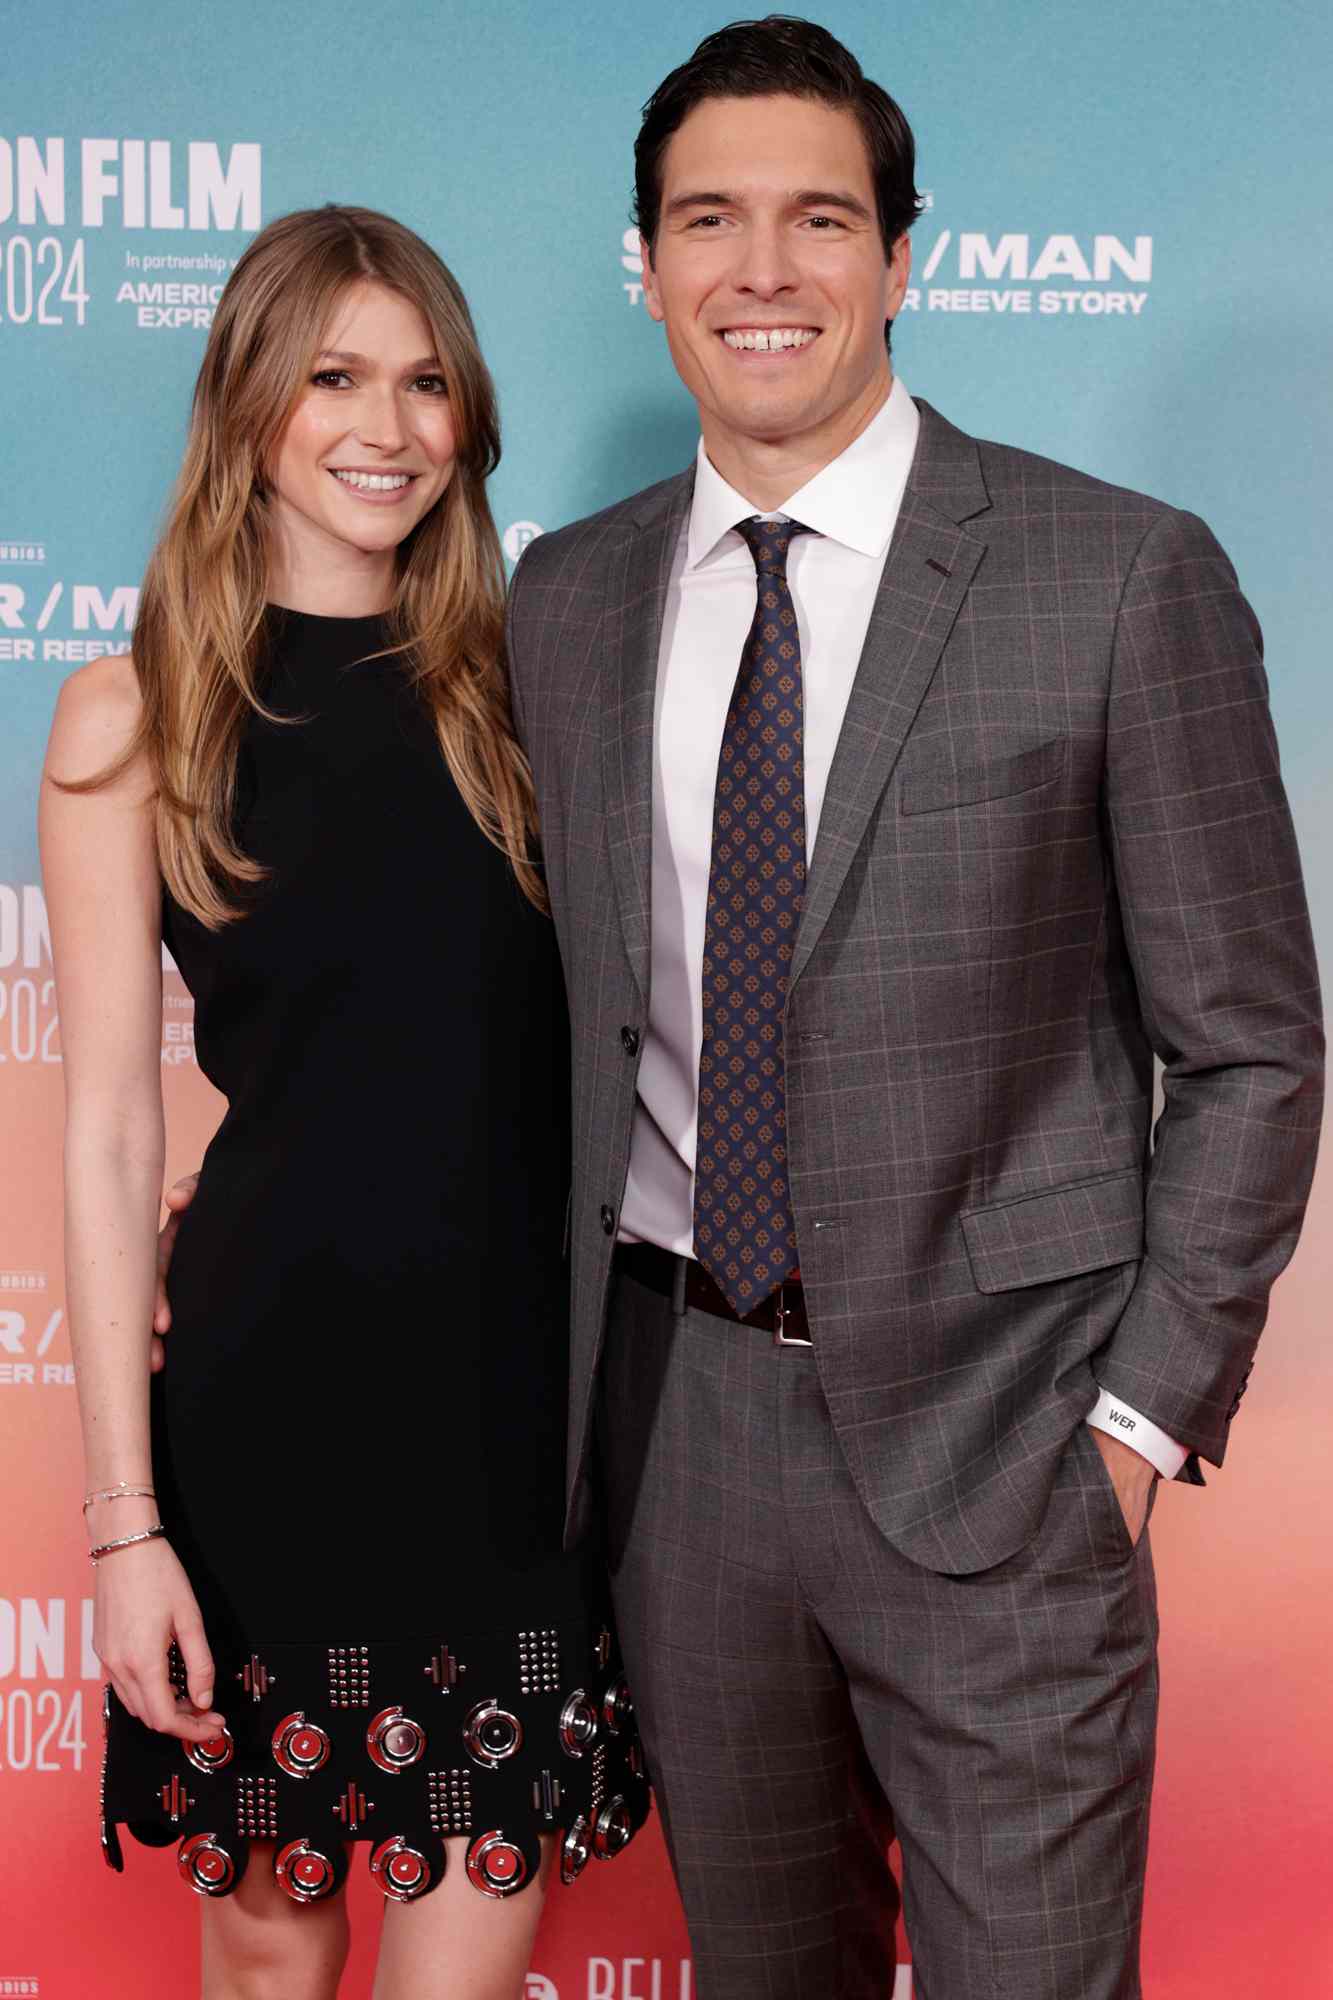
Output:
top-left (414, 375), bottom-right (448, 394)
top-left (311, 370), bottom-right (350, 388)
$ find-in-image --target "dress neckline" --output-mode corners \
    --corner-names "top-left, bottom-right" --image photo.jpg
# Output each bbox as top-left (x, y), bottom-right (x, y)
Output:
top-left (265, 602), bottom-right (390, 628)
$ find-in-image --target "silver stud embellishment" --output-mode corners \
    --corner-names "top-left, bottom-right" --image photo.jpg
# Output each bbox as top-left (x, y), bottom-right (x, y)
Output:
top-left (237, 1655), bottom-right (272, 1703)
top-left (271, 1711), bottom-right (331, 1778)
top-left (160, 1775), bottom-right (193, 1822)
top-left (561, 1813), bottom-right (592, 1883)
top-left (558, 1688), bottom-right (598, 1758)
top-left (424, 1643), bottom-right (463, 1690)
top-left (602, 1675), bottom-right (634, 1736)
top-left (332, 1780), bottom-right (373, 1831)
top-left (464, 1698), bottom-right (523, 1769)
top-left (237, 1776), bottom-right (279, 1840)
top-left (532, 1769), bottom-right (562, 1820)
top-left (327, 1645), bottom-right (370, 1709)
top-left (427, 1768), bottom-right (473, 1836)
top-left (367, 1705), bottom-right (426, 1773)
top-left (517, 1627), bottom-right (561, 1695)
top-left (185, 1725), bottom-right (234, 1774)
top-left (466, 1829), bottom-right (530, 1898)
top-left (371, 1834), bottom-right (432, 1902)
top-left (177, 1831), bottom-right (237, 1896)
top-left (275, 1837), bottom-right (338, 1903)
top-left (593, 1796), bottom-right (634, 1859)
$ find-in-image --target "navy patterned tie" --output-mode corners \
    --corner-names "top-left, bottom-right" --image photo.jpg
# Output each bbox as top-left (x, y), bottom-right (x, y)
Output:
top-left (693, 516), bottom-right (813, 1315)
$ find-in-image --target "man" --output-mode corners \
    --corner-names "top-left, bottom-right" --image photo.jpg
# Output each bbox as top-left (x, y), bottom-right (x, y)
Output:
top-left (158, 17), bottom-right (1321, 1996)
top-left (500, 17), bottom-right (1321, 1998)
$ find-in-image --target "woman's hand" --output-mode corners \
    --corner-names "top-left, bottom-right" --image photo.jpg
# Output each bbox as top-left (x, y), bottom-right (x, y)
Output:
top-left (150, 1173), bottom-right (198, 1372)
top-left (94, 1535), bottom-right (225, 1742)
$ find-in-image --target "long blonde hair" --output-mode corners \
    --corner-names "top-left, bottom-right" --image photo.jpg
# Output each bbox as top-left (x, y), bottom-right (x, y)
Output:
top-left (112, 205), bottom-right (541, 920)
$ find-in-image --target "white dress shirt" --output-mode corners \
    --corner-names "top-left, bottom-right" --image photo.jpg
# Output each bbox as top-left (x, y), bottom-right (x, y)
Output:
top-left (618, 376), bottom-right (1185, 1481)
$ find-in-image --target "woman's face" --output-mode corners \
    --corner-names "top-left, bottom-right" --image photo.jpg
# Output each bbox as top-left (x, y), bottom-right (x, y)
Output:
top-left (268, 281), bottom-right (457, 579)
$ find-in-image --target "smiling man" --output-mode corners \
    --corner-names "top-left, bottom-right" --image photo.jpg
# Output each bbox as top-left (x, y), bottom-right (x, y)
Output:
top-left (640, 90), bottom-right (909, 512)
top-left (501, 17), bottom-right (1323, 1997)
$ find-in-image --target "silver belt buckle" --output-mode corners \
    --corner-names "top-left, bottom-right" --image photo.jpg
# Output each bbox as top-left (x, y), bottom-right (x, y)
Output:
top-left (773, 1280), bottom-right (812, 1348)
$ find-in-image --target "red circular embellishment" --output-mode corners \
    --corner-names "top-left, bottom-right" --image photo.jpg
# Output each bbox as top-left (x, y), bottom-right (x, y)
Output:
top-left (196, 1850), bottom-right (226, 1882)
top-left (295, 1855), bottom-right (324, 1886)
top-left (488, 1849), bottom-right (517, 1880)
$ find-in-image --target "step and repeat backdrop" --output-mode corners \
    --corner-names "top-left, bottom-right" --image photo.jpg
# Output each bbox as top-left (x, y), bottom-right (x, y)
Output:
top-left (2, 1), bottom-right (1331, 1994)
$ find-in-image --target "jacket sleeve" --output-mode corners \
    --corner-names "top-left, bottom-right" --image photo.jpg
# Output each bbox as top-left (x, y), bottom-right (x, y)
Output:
top-left (1098, 505), bottom-right (1323, 1471)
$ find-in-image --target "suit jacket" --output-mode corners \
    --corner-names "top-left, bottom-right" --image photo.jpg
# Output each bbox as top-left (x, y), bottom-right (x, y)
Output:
top-left (505, 398), bottom-right (1323, 1575)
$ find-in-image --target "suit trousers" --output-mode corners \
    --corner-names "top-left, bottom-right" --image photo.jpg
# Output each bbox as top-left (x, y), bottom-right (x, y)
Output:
top-left (597, 1270), bottom-right (1161, 2000)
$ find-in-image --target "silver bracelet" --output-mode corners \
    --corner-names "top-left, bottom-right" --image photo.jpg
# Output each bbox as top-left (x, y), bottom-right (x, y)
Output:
top-left (83, 1482), bottom-right (156, 1513)
top-left (89, 1524), bottom-right (166, 1565)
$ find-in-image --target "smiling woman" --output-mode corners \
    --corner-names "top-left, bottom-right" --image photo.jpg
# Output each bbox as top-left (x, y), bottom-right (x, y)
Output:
top-left (76, 205), bottom-right (542, 924)
top-left (267, 289), bottom-right (458, 585)
top-left (37, 204), bottom-right (648, 2000)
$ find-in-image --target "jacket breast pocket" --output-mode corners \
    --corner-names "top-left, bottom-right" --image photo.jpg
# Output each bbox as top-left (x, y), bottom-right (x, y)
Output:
top-left (899, 736), bottom-right (1066, 816)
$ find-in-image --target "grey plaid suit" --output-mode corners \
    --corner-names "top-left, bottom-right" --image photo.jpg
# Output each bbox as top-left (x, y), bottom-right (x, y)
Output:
top-left (505, 400), bottom-right (1322, 1995)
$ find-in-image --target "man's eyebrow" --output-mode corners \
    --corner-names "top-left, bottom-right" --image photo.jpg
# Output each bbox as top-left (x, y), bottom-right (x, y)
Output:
top-left (790, 189), bottom-right (874, 221)
top-left (663, 190), bottom-right (739, 218)
top-left (662, 188), bottom-right (875, 221)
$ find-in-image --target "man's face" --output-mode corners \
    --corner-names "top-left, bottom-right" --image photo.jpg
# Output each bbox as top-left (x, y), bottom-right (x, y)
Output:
top-left (641, 93), bottom-right (910, 459)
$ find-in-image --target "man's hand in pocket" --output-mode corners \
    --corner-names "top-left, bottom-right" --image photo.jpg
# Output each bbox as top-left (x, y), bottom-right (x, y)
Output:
top-left (1090, 1427), bottom-right (1158, 1546)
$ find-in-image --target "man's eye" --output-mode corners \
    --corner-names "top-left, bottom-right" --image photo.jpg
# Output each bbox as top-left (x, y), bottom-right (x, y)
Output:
top-left (805, 215), bottom-right (846, 230)
top-left (688, 214), bottom-right (726, 229)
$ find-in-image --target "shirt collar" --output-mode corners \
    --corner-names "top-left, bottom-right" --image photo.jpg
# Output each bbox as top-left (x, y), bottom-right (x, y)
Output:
top-left (686, 374), bottom-right (920, 570)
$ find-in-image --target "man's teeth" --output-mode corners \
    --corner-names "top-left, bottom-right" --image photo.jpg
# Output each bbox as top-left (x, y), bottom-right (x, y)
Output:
top-left (722, 328), bottom-right (818, 352)
top-left (331, 470), bottom-right (412, 491)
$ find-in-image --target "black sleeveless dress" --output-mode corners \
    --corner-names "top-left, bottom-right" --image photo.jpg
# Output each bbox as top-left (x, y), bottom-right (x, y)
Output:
top-left (100, 608), bottom-right (646, 1907)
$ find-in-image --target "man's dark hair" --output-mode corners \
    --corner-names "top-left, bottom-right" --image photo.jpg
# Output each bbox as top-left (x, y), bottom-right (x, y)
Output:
top-left (633, 16), bottom-right (924, 265)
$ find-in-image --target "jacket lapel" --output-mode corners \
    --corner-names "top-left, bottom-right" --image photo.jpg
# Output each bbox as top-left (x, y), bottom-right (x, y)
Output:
top-left (601, 471), bottom-right (693, 1006)
top-left (789, 402), bottom-right (991, 992)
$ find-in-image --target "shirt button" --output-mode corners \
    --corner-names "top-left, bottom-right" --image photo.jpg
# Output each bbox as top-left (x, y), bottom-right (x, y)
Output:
top-left (620, 1026), bottom-right (640, 1056)
top-left (600, 1204), bottom-right (616, 1235)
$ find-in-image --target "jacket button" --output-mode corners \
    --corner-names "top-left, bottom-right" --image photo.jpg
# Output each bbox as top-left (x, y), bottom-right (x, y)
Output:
top-left (600, 1204), bottom-right (616, 1235)
top-left (620, 1026), bottom-right (640, 1057)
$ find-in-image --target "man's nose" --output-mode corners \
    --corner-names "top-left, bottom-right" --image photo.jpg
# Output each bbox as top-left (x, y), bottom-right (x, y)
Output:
top-left (731, 221), bottom-right (800, 300)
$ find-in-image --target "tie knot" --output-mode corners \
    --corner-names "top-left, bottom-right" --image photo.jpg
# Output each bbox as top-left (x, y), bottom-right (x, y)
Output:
top-left (735, 516), bottom-right (811, 578)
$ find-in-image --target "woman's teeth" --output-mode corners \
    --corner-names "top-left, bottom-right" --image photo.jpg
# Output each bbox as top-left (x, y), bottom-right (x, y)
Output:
top-left (722, 328), bottom-right (818, 352)
top-left (331, 470), bottom-right (412, 491)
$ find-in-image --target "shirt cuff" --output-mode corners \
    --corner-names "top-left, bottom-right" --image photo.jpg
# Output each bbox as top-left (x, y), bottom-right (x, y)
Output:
top-left (1085, 1387), bottom-right (1189, 1480)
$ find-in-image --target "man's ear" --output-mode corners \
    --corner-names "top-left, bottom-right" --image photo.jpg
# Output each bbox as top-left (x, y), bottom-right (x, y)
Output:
top-left (887, 231), bottom-right (912, 317)
top-left (640, 233), bottom-right (665, 323)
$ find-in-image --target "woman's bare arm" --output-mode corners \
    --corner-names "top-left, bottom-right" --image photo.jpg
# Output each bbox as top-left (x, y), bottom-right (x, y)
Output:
top-left (40, 659), bottom-right (221, 1741)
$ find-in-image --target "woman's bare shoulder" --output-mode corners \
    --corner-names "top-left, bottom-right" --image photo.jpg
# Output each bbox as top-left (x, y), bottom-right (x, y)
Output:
top-left (45, 654), bottom-right (144, 780)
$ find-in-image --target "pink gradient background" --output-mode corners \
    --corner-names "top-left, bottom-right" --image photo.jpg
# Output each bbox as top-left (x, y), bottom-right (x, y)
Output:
top-left (1, 965), bottom-right (1329, 1995)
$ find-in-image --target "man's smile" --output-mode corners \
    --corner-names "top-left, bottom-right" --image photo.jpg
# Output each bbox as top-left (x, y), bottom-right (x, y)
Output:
top-left (718, 326), bottom-right (821, 353)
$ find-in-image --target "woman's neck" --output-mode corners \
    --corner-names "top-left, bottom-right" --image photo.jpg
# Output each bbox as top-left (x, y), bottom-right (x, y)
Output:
top-left (265, 521), bottom-right (396, 618)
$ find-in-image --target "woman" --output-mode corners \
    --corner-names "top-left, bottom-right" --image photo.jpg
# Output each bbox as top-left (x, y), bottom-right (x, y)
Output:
top-left (40, 205), bottom-right (645, 2000)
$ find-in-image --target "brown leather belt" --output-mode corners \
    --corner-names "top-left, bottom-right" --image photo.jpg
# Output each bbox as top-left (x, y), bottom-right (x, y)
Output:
top-left (614, 1242), bottom-right (813, 1346)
